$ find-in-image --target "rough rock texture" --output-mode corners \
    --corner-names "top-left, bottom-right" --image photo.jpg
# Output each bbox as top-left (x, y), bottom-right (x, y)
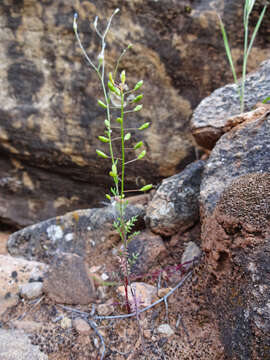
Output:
top-left (127, 230), bottom-right (168, 275)
top-left (7, 203), bottom-right (145, 262)
top-left (200, 112), bottom-right (270, 220)
top-left (0, 255), bottom-right (48, 316)
top-left (19, 281), bottom-right (43, 300)
top-left (191, 60), bottom-right (270, 149)
top-left (1, 1), bottom-right (270, 227)
top-left (43, 252), bottom-right (95, 305)
top-left (0, 329), bottom-right (48, 360)
top-left (201, 173), bottom-right (270, 359)
top-left (145, 160), bottom-right (205, 236)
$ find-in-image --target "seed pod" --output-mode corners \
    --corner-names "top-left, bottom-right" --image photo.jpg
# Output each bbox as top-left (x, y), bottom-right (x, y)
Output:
top-left (139, 184), bottom-right (153, 192)
top-left (134, 80), bottom-right (143, 91)
top-left (98, 136), bottom-right (109, 143)
top-left (133, 141), bottom-right (143, 149)
top-left (104, 119), bottom-right (110, 128)
top-left (116, 117), bottom-right (122, 124)
top-left (98, 100), bottom-right (107, 109)
top-left (96, 149), bottom-right (109, 159)
top-left (138, 122), bottom-right (150, 130)
top-left (108, 81), bottom-right (120, 95)
top-left (124, 132), bottom-right (131, 141)
top-left (120, 70), bottom-right (126, 85)
top-left (132, 94), bottom-right (143, 103)
top-left (109, 72), bottom-right (114, 85)
top-left (134, 105), bottom-right (143, 112)
top-left (137, 150), bottom-right (146, 159)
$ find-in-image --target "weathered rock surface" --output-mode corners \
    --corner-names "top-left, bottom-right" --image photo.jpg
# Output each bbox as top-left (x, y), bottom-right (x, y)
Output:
top-left (0, 329), bottom-right (48, 360)
top-left (201, 173), bottom-right (270, 359)
top-left (200, 112), bottom-right (270, 220)
top-left (7, 203), bottom-right (145, 262)
top-left (0, 255), bottom-right (48, 316)
top-left (191, 59), bottom-right (270, 149)
top-left (1, 1), bottom-right (270, 227)
top-left (145, 160), bottom-right (205, 236)
top-left (43, 252), bottom-right (95, 305)
top-left (127, 230), bottom-right (168, 276)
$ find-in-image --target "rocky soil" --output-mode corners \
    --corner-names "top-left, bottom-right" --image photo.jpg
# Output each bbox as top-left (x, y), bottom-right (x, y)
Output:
top-left (0, 1), bottom-right (270, 359)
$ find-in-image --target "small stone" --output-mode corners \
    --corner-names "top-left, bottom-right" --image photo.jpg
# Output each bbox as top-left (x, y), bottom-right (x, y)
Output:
top-left (97, 286), bottom-right (108, 299)
top-left (20, 282), bottom-right (43, 300)
top-left (157, 288), bottom-right (172, 298)
top-left (157, 324), bottom-right (174, 336)
top-left (61, 316), bottom-right (72, 329)
top-left (97, 302), bottom-right (114, 316)
top-left (73, 318), bottom-right (91, 334)
top-left (117, 282), bottom-right (157, 307)
top-left (181, 242), bottom-right (201, 270)
top-left (143, 329), bottom-right (152, 339)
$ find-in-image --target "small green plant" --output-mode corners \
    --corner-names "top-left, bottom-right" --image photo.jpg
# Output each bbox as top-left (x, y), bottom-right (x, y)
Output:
top-left (218, 0), bottom-right (268, 112)
top-left (73, 9), bottom-right (152, 313)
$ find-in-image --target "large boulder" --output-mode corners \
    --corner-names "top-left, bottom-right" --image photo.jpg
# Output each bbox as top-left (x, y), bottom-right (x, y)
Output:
top-left (191, 59), bottom-right (270, 149)
top-left (0, 1), bottom-right (270, 227)
top-left (200, 111), bottom-right (270, 221)
top-left (145, 160), bottom-right (205, 236)
top-left (7, 203), bottom-right (145, 262)
top-left (201, 173), bottom-right (270, 359)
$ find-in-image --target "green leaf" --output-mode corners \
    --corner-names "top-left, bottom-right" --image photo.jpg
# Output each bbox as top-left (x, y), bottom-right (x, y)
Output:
top-left (124, 132), bottom-right (131, 141)
top-left (106, 194), bottom-right (111, 201)
top-left (98, 136), bottom-right (109, 143)
top-left (96, 149), bottom-right (109, 159)
top-left (133, 94), bottom-right (143, 103)
top-left (139, 184), bottom-right (153, 192)
top-left (138, 122), bottom-right (150, 130)
top-left (116, 117), bottom-right (122, 124)
top-left (134, 80), bottom-right (143, 91)
top-left (262, 96), bottom-right (270, 104)
top-left (137, 150), bottom-right (146, 159)
top-left (134, 104), bottom-right (143, 112)
top-left (133, 141), bottom-right (143, 150)
top-left (98, 100), bottom-right (107, 109)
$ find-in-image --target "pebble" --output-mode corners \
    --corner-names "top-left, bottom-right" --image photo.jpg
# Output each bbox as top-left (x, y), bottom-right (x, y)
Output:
top-left (20, 282), bottom-right (43, 300)
top-left (73, 318), bottom-right (91, 334)
top-left (157, 323), bottom-right (175, 336)
top-left (61, 316), bottom-right (72, 329)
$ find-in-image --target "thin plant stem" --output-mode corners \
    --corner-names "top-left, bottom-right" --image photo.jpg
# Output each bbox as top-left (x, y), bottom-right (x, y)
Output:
top-left (218, 1), bottom-right (268, 113)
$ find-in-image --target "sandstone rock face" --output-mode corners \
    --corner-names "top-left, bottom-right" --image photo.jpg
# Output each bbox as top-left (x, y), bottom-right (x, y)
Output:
top-left (200, 112), bottom-right (270, 220)
top-left (201, 173), bottom-right (270, 359)
top-left (191, 60), bottom-right (270, 149)
top-left (0, 1), bottom-right (270, 227)
top-left (145, 160), bottom-right (205, 236)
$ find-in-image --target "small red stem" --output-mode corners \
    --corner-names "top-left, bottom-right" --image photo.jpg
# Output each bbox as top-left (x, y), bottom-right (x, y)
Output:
top-left (124, 276), bottom-right (131, 313)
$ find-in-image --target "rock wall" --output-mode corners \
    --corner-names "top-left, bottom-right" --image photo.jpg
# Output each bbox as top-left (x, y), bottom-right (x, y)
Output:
top-left (0, 0), bottom-right (270, 227)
